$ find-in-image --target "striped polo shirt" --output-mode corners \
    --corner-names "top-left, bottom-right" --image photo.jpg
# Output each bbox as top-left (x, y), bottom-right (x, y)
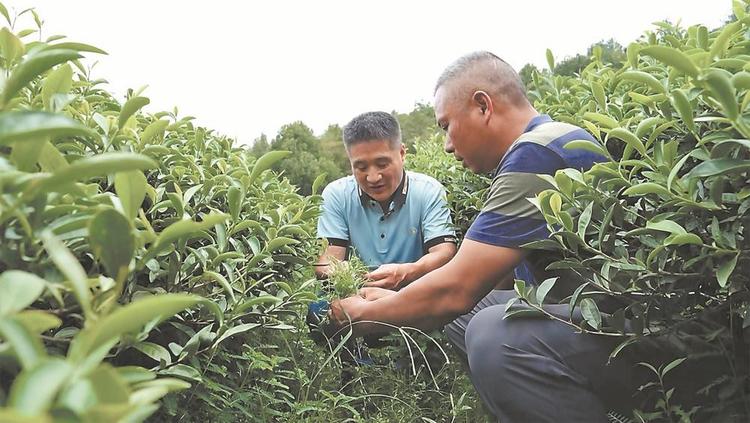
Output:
top-left (465, 114), bottom-right (606, 284)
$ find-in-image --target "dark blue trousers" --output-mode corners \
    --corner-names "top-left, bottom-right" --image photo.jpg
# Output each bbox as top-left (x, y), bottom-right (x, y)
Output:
top-left (445, 290), bottom-right (634, 423)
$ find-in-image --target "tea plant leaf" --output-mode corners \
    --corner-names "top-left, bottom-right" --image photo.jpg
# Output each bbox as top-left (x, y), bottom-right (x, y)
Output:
top-left (140, 119), bottom-right (169, 145)
top-left (623, 182), bottom-right (670, 197)
top-left (1, 49), bottom-right (82, 107)
top-left (717, 252), bottom-right (739, 288)
top-left (88, 209), bottom-right (134, 279)
top-left (213, 323), bottom-right (261, 347)
top-left (646, 219), bottom-right (687, 235)
top-left (704, 69), bottom-right (738, 120)
top-left (46, 42), bottom-right (107, 55)
top-left (152, 213), bottom-right (229, 250)
top-left (620, 71), bottom-right (666, 94)
top-left (0, 111), bottom-right (96, 146)
top-left (118, 96), bottom-right (150, 129)
top-left (8, 358), bottom-right (72, 414)
top-left (577, 202), bottom-right (594, 240)
top-left (563, 139), bottom-right (609, 158)
top-left (662, 357), bottom-right (687, 377)
top-left (266, 236), bottom-right (299, 251)
top-left (609, 128), bottom-right (646, 157)
top-left (68, 294), bottom-right (202, 361)
top-left (133, 341), bottom-right (172, 366)
top-left (246, 150), bottom-right (291, 186)
top-left (686, 159), bottom-right (750, 179)
top-left (0, 270), bottom-right (47, 316)
top-left (671, 89), bottom-right (696, 133)
top-left (201, 271), bottom-right (236, 303)
top-left (580, 298), bottom-right (602, 330)
top-left (640, 45), bottom-right (700, 77)
top-left (115, 170), bottom-right (148, 221)
top-left (41, 231), bottom-right (93, 320)
top-left (0, 3), bottom-right (9, 25)
top-left (311, 172), bottom-right (327, 196)
top-left (546, 48), bottom-right (555, 70)
top-left (535, 277), bottom-right (558, 305)
top-left (664, 233), bottom-right (703, 246)
top-left (709, 21), bottom-right (740, 60)
top-left (158, 364), bottom-right (202, 382)
top-left (582, 112), bottom-right (619, 129)
top-left (0, 318), bottom-right (46, 369)
top-left (41, 63), bottom-right (72, 110)
top-left (37, 152), bottom-right (157, 194)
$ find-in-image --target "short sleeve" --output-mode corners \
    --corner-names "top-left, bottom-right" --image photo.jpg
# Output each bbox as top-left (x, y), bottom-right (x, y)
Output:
top-left (317, 182), bottom-right (349, 246)
top-left (420, 181), bottom-right (456, 249)
top-left (465, 143), bottom-right (562, 248)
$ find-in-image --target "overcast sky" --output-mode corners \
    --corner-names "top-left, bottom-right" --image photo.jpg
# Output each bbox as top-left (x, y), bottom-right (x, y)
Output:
top-left (5, 1), bottom-right (731, 145)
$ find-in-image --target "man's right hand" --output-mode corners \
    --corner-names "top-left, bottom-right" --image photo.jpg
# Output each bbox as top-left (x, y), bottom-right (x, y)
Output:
top-left (358, 286), bottom-right (397, 301)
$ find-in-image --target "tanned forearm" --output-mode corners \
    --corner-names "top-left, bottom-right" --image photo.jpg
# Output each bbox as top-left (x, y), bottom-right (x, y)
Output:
top-left (403, 242), bottom-right (456, 283)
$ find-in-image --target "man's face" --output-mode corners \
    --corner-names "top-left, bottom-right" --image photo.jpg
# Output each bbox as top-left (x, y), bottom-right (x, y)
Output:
top-left (434, 86), bottom-right (494, 174)
top-left (347, 139), bottom-right (405, 203)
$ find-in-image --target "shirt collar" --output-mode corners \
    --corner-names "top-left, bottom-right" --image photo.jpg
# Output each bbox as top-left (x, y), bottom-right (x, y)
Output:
top-left (358, 170), bottom-right (408, 215)
top-left (492, 114), bottom-right (553, 177)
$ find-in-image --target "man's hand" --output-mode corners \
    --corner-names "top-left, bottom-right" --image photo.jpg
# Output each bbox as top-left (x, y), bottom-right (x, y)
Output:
top-left (358, 286), bottom-right (397, 301)
top-left (329, 295), bottom-right (368, 330)
top-left (364, 263), bottom-right (412, 290)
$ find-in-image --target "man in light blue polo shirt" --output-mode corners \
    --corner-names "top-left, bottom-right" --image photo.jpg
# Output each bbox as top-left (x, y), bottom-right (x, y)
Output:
top-left (316, 111), bottom-right (457, 290)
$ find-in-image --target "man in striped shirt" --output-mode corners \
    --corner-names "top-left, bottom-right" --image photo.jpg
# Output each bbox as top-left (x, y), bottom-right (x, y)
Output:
top-left (329, 52), bottom-right (632, 422)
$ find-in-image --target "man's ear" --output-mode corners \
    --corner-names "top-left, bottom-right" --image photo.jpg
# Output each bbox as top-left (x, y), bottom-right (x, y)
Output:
top-left (399, 143), bottom-right (406, 160)
top-left (472, 91), bottom-right (493, 121)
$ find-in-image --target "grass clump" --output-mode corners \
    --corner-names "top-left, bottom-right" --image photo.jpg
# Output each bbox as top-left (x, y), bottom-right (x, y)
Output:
top-left (326, 254), bottom-right (368, 298)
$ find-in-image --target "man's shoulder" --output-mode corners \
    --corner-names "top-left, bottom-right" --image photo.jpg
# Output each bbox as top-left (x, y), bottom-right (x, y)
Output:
top-left (323, 175), bottom-right (357, 197)
top-left (515, 120), bottom-right (591, 148)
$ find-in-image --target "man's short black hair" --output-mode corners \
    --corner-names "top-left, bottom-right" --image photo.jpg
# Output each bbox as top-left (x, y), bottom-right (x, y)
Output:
top-left (343, 111), bottom-right (402, 149)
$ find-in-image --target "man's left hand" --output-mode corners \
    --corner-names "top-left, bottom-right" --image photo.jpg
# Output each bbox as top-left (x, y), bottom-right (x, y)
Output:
top-left (364, 263), bottom-right (412, 290)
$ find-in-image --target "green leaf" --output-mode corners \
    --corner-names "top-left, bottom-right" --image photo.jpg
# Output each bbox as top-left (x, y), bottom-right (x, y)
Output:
top-left (664, 233), bottom-right (703, 246)
top-left (266, 236), bottom-right (299, 251)
top-left (158, 364), bottom-right (202, 382)
top-left (545, 48), bottom-right (555, 70)
top-left (620, 71), bottom-right (666, 94)
top-left (623, 182), bottom-right (670, 197)
top-left (671, 89), bottom-right (696, 133)
top-left (686, 159), bottom-right (750, 179)
top-left (227, 185), bottom-right (243, 221)
top-left (577, 202), bottom-right (594, 240)
top-left (89, 209), bottom-right (134, 279)
top-left (563, 139), bottom-right (609, 158)
top-left (580, 298), bottom-right (602, 330)
top-left (535, 277), bottom-right (558, 305)
top-left (704, 69), bottom-right (738, 120)
top-left (14, 310), bottom-right (61, 333)
top-left (140, 119), bottom-right (169, 145)
top-left (68, 294), bottom-right (201, 362)
top-left (41, 232), bottom-right (93, 320)
top-left (0, 318), bottom-right (45, 369)
top-left (41, 63), bottom-right (72, 111)
top-left (202, 271), bottom-right (236, 303)
top-left (0, 270), bottom-right (47, 316)
top-left (115, 170), bottom-right (148, 221)
top-left (38, 141), bottom-right (69, 172)
top-left (0, 3), bottom-right (9, 25)
top-left (246, 150), bottom-right (291, 186)
top-left (213, 322), bottom-right (261, 347)
top-left (36, 152), bottom-right (157, 194)
top-left (640, 45), bottom-right (700, 77)
top-left (0, 111), bottom-right (96, 146)
top-left (10, 135), bottom-right (46, 171)
top-left (608, 128), bottom-right (646, 157)
top-left (709, 21), bottom-right (740, 60)
top-left (646, 219), bottom-right (687, 235)
top-left (717, 253), bottom-right (739, 288)
top-left (311, 172), bottom-right (327, 196)
top-left (133, 341), bottom-right (172, 366)
top-left (591, 81), bottom-right (606, 108)
top-left (661, 357), bottom-right (687, 377)
top-left (8, 358), bottom-right (73, 415)
top-left (732, 71), bottom-right (750, 90)
top-left (118, 96), bottom-right (150, 129)
top-left (1, 49), bottom-right (82, 107)
top-left (152, 213), bottom-right (229, 250)
top-left (582, 112), bottom-right (619, 129)
top-left (45, 42), bottom-right (107, 55)
top-left (626, 42), bottom-right (641, 68)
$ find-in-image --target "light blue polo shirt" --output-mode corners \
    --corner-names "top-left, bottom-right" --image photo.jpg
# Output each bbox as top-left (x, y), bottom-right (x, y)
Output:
top-left (317, 171), bottom-right (456, 270)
